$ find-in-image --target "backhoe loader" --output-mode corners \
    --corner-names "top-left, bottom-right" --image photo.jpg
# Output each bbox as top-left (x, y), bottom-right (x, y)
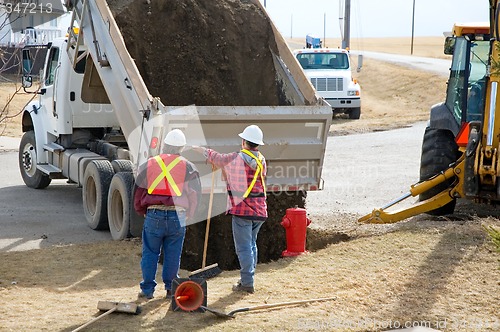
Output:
top-left (359, 12), bottom-right (499, 224)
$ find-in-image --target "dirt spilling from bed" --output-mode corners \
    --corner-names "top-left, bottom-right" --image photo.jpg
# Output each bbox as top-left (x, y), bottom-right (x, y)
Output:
top-left (108, 0), bottom-right (283, 106)
top-left (107, 0), bottom-right (314, 270)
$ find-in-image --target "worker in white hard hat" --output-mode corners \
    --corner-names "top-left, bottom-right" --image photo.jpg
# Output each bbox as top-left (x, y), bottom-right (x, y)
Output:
top-left (192, 125), bottom-right (267, 294)
top-left (134, 129), bottom-right (201, 300)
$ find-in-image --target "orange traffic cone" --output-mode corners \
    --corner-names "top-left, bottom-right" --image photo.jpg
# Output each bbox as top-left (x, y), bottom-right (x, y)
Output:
top-left (171, 278), bottom-right (207, 312)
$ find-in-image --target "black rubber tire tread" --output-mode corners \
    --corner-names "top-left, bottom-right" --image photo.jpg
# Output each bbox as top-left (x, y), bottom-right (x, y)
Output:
top-left (419, 127), bottom-right (460, 215)
top-left (18, 131), bottom-right (51, 189)
top-left (83, 160), bottom-right (114, 230)
top-left (107, 172), bottom-right (139, 240)
top-left (111, 159), bottom-right (133, 173)
top-left (348, 107), bottom-right (361, 120)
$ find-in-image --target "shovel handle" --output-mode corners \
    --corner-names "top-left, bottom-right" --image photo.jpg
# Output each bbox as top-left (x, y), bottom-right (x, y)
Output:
top-left (229, 297), bottom-right (336, 315)
top-left (202, 164), bottom-right (217, 268)
top-left (71, 306), bottom-right (118, 332)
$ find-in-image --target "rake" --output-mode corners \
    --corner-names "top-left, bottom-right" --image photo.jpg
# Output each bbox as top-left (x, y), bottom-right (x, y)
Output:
top-left (71, 301), bottom-right (140, 332)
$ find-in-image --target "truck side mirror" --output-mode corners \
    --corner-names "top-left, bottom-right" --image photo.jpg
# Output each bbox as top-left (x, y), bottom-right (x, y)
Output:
top-left (22, 75), bottom-right (32, 89)
top-left (444, 36), bottom-right (455, 55)
top-left (22, 48), bottom-right (34, 89)
top-left (356, 54), bottom-right (363, 73)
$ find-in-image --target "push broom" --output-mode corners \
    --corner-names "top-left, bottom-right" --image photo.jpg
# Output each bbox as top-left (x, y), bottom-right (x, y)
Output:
top-left (189, 164), bottom-right (222, 279)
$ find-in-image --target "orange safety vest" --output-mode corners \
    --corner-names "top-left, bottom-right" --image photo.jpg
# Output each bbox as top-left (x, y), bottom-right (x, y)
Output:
top-left (147, 154), bottom-right (187, 196)
top-left (240, 149), bottom-right (266, 198)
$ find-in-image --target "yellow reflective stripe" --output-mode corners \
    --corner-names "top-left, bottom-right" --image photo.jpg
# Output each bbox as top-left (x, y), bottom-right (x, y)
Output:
top-left (147, 155), bottom-right (183, 196)
top-left (240, 149), bottom-right (266, 198)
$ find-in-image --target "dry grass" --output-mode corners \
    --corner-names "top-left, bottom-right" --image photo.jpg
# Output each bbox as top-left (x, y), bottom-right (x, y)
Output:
top-left (1, 37), bottom-right (499, 331)
top-left (0, 219), bottom-right (498, 331)
top-left (331, 58), bottom-right (446, 135)
top-left (0, 80), bottom-right (33, 137)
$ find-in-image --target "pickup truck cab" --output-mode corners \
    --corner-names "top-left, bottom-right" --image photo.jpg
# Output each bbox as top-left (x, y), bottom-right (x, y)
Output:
top-left (294, 48), bottom-right (361, 119)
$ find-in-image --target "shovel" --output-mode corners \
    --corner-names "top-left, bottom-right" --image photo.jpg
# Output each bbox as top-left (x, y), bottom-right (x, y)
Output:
top-left (201, 296), bottom-right (336, 319)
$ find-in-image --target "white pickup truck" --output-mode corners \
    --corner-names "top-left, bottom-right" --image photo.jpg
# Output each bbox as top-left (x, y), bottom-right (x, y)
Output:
top-left (294, 48), bottom-right (361, 119)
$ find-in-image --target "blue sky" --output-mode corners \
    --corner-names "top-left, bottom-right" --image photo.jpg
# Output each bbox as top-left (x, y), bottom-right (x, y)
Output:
top-left (260, 0), bottom-right (489, 38)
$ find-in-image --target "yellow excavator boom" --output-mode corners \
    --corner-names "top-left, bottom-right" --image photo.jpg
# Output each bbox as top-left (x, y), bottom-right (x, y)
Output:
top-left (359, 157), bottom-right (465, 224)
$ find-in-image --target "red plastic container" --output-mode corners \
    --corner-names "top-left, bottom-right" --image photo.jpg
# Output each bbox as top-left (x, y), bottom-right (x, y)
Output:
top-left (281, 206), bottom-right (311, 257)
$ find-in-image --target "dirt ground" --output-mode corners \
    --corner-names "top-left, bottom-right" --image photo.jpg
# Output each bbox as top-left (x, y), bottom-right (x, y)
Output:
top-left (0, 6), bottom-right (499, 332)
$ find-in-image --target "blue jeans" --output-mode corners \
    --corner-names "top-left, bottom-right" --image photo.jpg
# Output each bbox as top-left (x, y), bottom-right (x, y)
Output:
top-left (232, 215), bottom-right (264, 287)
top-left (140, 209), bottom-right (186, 296)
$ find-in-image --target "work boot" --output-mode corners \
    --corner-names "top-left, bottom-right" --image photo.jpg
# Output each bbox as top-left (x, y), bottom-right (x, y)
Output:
top-left (166, 289), bottom-right (172, 300)
top-left (232, 280), bottom-right (254, 293)
top-left (138, 291), bottom-right (154, 300)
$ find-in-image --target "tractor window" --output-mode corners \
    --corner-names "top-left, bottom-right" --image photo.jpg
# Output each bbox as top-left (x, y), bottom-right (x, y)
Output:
top-left (445, 37), bottom-right (469, 124)
top-left (466, 40), bottom-right (489, 122)
top-left (44, 47), bottom-right (60, 86)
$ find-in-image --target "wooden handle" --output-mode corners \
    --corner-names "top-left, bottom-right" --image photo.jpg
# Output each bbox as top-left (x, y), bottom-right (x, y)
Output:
top-left (71, 306), bottom-right (118, 332)
top-left (230, 297), bottom-right (336, 315)
top-left (202, 165), bottom-right (216, 268)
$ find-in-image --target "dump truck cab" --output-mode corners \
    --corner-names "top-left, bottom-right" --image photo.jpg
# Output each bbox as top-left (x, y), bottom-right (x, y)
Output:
top-left (293, 47), bottom-right (361, 119)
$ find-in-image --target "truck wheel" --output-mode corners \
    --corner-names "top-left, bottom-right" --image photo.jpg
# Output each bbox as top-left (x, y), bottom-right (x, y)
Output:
top-left (83, 160), bottom-right (114, 230)
top-left (107, 172), bottom-right (141, 240)
top-left (419, 127), bottom-right (460, 215)
top-left (349, 107), bottom-right (361, 119)
top-left (111, 159), bottom-right (133, 173)
top-left (18, 131), bottom-right (51, 189)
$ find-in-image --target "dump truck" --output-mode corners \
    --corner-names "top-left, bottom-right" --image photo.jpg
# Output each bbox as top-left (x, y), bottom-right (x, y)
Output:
top-left (18, 0), bottom-right (331, 267)
top-left (359, 21), bottom-right (492, 224)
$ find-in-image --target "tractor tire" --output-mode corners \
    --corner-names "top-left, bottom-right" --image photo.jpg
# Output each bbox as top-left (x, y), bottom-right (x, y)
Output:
top-left (107, 172), bottom-right (142, 240)
top-left (419, 127), bottom-right (460, 215)
top-left (83, 160), bottom-right (114, 230)
top-left (348, 107), bottom-right (361, 120)
top-left (18, 131), bottom-right (51, 189)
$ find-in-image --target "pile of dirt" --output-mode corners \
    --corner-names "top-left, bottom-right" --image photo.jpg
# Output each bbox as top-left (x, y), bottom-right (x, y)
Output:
top-left (107, 0), bottom-right (301, 269)
top-left (108, 0), bottom-right (283, 106)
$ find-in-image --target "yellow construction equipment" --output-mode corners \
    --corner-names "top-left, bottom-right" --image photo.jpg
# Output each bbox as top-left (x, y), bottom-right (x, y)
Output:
top-left (360, 5), bottom-right (500, 224)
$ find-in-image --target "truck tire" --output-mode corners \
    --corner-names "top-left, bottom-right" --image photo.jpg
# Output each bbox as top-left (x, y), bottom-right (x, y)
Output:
top-left (83, 160), bottom-right (114, 230)
top-left (107, 172), bottom-right (142, 240)
top-left (419, 127), bottom-right (460, 215)
top-left (111, 159), bottom-right (133, 173)
top-left (18, 131), bottom-right (51, 189)
top-left (349, 107), bottom-right (361, 120)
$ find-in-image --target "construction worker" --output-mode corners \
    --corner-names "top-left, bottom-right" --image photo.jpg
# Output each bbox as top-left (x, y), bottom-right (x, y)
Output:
top-left (192, 125), bottom-right (267, 293)
top-left (134, 129), bottom-right (201, 299)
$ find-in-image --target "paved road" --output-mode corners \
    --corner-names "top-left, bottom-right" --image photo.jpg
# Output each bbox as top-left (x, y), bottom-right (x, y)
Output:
top-left (0, 123), bottom-right (426, 251)
top-left (0, 139), bottom-right (111, 252)
top-left (307, 122), bottom-right (426, 218)
top-left (352, 51), bottom-right (450, 77)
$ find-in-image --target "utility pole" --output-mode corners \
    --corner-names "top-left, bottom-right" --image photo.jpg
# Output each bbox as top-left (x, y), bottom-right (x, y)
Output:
top-left (341, 0), bottom-right (351, 49)
top-left (411, 0), bottom-right (415, 55)
top-left (264, 0), bottom-right (266, 7)
top-left (323, 13), bottom-right (326, 47)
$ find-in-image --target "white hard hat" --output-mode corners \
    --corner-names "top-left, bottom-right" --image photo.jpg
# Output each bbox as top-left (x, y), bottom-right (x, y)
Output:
top-left (238, 125), bottom-right (264, 145)
top-left (164, 129), bottom-right (186, 147)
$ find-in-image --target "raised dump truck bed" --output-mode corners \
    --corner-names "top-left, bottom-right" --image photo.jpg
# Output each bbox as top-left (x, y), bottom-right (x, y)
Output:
top-left (20, 0), bottom-right (331, 268)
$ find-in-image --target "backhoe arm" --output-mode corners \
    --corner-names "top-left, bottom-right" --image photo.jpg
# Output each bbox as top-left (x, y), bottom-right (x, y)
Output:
top-left (359, 158), bottom-right (465, 224)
